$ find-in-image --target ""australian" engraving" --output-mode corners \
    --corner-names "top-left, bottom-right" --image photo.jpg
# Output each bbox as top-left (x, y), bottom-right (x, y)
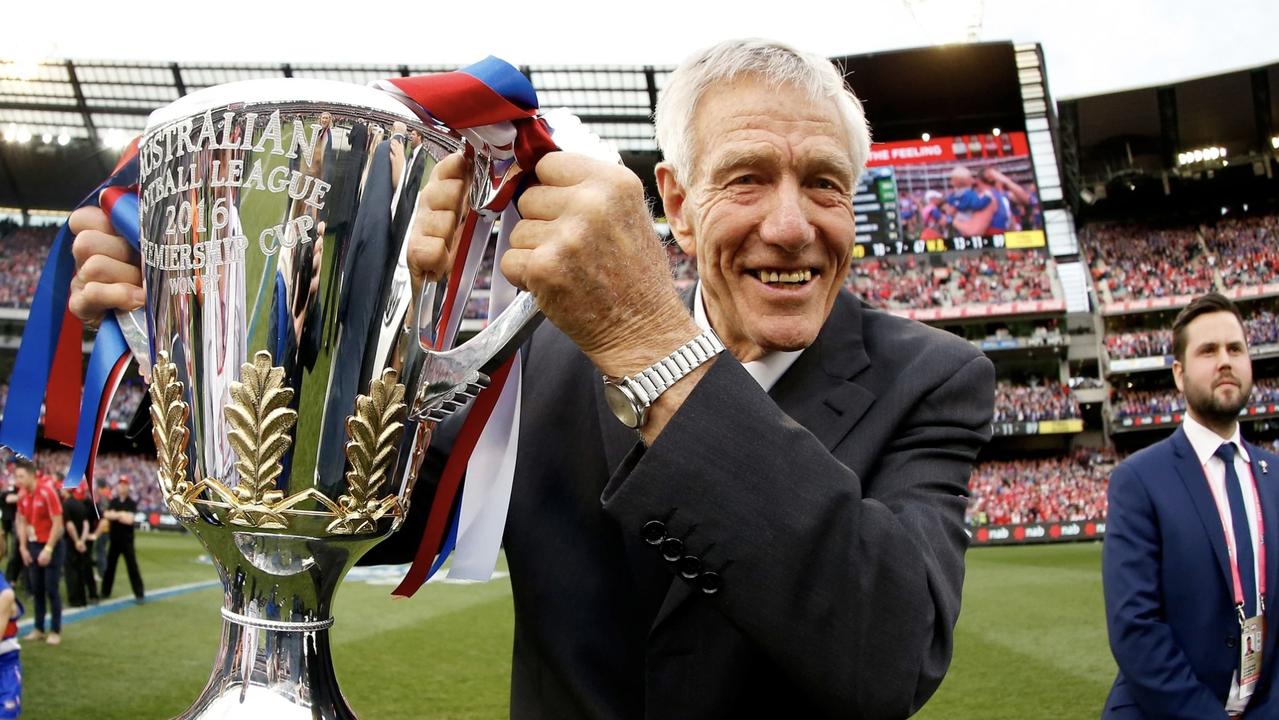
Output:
top-left (140, 108), bottom-right (335, 294)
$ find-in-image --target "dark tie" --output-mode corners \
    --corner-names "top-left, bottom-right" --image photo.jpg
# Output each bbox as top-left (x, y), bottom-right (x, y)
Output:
top-left (1217, 442), bottom-right (1257, 617)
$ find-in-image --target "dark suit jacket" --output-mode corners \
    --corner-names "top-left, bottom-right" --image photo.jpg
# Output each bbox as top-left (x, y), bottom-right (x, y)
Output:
top-left (1103, 426), bottom-right (1279, 719)
top-left (492, 289), bottom-right (994, 719)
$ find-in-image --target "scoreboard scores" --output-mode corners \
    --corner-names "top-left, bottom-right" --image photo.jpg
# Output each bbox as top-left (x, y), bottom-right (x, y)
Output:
top-left (852, 132), bottom-right (1046, 258)
top-left (852, 230), bottom-right (1021, 259)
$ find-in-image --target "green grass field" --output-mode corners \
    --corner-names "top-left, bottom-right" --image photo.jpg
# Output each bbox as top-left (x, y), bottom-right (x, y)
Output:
top-left (16, 535), bottom-right (1114, 719)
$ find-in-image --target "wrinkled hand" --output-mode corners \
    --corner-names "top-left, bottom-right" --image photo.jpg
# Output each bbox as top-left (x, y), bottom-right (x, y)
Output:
top-left (68, 206), bottom-right (143, 325)
top-left (503, 153), bottom-right (695, 376)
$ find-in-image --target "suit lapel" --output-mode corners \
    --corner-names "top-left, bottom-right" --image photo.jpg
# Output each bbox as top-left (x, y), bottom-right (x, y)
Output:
top-left (769, 292), bottom-right (874, 449)
top-left (1171, 427), bottom-right (1233, 592)
top-left (647, 291), bottom-right (876, 633)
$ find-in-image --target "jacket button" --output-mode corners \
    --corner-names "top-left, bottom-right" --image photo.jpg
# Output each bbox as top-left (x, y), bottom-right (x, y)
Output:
top-left (660, 537), bottom-right (684, 562)
top-left (641, 520), bottom-right (666, 545)
top-left (698, 571), bottom-right (723, 595)
top-left (677, 555), bottom-right (702, 579)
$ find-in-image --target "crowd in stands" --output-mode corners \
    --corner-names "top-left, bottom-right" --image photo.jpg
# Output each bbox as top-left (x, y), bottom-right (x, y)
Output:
top-left (0, 226), bottom-right (55, 309)
top-left (1083, 223), bottom-right (1215, 302)
top-left (1, 446), bottom-right (165, 515)
top-left (1, 381), bottom-right (145, 427)
top-left (967, 449), bottom-right (1114, 526)
top-left (1104, 310), bottom-right (1279, 361)
top-left (848, 249), bottom-right (1056, 310)
top-left (107, 381), bottom-right (147, 425)
top-left (1105, 328), bottom-right (1173, 360)
top-left (1203, 214), bottom-right (1279, 290)
top-left (994, 379), bottom-right (1081, 423)
top-left (1112, 377), bottom-right (1279, 420)
top-left (1247, 309), bottom-right (1279, 347)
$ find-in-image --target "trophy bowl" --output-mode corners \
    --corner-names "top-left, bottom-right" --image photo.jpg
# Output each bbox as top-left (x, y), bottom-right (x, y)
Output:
top-left (130, 78), bottom-right (531, 719)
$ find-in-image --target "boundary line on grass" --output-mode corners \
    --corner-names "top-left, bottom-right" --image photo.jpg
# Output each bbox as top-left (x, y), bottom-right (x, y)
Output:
top-left (14, 567), bottom-right (512, 633)
top-left (16, 579), bottom-right (220, 633)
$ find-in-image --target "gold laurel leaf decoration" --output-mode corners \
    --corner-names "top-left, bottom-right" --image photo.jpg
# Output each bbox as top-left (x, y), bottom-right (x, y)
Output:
top-left (330, 368), bottom-right (407, 534)
top-left (226, 351), bottom-right (297, 521)
top-left (148, 351), bottom-right (197, 519)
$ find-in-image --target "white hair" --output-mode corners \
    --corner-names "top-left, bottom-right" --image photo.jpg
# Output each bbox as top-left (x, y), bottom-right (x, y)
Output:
top-left (654, 38), bottom-right (872, 187)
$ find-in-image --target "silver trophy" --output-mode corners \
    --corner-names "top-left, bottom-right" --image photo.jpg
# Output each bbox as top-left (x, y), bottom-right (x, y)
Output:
top-left (123, 78), bottom-right (543, 718)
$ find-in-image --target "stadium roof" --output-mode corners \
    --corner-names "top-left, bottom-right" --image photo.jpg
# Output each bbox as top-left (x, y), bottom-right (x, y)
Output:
top-left (0, 59), bottom-right (675, 215)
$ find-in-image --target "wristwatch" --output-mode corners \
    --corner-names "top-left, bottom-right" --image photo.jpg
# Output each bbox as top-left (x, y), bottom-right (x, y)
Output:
top-left (602, 329), bottom-right (725, 429)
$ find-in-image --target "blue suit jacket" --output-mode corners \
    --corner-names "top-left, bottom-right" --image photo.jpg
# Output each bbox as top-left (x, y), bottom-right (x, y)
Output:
top-left (1103, 426), bottom-right (1279, 719)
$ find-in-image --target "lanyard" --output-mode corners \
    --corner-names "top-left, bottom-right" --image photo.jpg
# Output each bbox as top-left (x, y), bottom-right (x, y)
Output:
top-left (1205, 451), bottom-right (1268, 617)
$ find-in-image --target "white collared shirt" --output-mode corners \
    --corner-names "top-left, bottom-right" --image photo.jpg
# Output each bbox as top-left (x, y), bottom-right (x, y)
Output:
top-left (692, 281), bottom-right (802, 392)
top-left (1182, 413), bottom-right (1262, 713)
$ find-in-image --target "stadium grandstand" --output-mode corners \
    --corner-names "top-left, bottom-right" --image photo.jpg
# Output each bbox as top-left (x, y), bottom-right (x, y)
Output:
top-left (3, 43), bottom-right (1279, 547)
top-left (2, 37), bottom-right (1279, 718)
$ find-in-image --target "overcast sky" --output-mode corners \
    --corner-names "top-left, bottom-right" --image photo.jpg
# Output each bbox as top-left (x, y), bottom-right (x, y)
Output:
top-left (6, 0), bottom-right (1276, 100)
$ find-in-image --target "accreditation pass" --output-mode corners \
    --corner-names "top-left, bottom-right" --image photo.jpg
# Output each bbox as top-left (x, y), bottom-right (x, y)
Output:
top-left (1239, 613), bottom-right (1264, 698)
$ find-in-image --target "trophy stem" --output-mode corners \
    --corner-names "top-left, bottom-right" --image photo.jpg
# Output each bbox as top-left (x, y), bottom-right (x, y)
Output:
top-left (178, 603), bottom-right (355, 720)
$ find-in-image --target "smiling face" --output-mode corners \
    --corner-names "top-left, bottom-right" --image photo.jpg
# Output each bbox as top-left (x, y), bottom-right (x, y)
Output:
top-left (658, 76), bottom-right (857, 362)
top-left (1172, 310), bottom-right (1253, 435)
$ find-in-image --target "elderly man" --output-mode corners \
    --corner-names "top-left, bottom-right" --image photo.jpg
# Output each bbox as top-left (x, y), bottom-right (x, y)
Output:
top-left (67, 39), bottom-right (993, 718)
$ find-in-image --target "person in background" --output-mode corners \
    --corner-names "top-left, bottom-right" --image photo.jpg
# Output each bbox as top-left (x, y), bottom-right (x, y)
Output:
top-left (62, 484), bottom-right (98, 607)
top-left (1, 476), bottom-right (18, 593)
top-left (0, 570), bottom-right (22, 719)
top-left (1104, 293), bottom-right (1279, 718)
top-left (100, 477), bottom-right (144, 604)
top-left (93, 480), bottom-right (110, 580)
top-left (14, 458), bottom-right (63, 645)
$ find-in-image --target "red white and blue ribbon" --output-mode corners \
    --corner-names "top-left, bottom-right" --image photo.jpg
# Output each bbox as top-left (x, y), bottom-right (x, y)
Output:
top-left (0, 144), bottom-right (140, 493)
top-left (379, 57), bottom-right (559, 597)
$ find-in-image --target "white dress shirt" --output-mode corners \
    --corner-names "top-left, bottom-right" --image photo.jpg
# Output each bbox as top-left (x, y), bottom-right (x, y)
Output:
top-left (692, 281), bottom-right (802, 393)
top-left (1182, 413), bottom-right (1263, 714)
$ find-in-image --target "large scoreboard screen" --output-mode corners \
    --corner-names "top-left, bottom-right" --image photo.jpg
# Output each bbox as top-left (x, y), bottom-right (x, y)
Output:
top-left (852, 131), bottom-right (1045, 258)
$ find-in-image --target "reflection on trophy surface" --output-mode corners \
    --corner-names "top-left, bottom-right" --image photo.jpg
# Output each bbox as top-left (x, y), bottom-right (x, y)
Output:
top-left (133, 78), bottom-right (535, 719)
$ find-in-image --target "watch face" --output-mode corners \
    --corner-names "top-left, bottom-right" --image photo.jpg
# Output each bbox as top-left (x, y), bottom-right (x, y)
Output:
top-left (604, 383), bottom-right (640, 428)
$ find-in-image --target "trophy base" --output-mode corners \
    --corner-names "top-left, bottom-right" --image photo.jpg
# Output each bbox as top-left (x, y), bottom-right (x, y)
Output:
top-left (178, 611), bottom-right (356, 720)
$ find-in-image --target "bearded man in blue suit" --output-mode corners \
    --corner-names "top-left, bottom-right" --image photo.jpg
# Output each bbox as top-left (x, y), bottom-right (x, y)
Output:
top-left (1104, 292), bottom-right (1279, 719)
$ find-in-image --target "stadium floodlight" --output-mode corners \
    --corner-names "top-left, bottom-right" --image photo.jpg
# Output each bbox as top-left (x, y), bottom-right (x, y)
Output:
top-left (992, 127), bottom-right (1002, 136)
top-left (100, 128), bottom-right (130, 150)
top-left (1272, 136), bottom-right (1279, 150)
top-left (15, 128), bottom-right (31, 144)
top-left (41, 133), bottom-right (52, 144)
top-left (921, 132), bottom-right (931, 142)
top-left (57, 131), bottom-right (70, 146)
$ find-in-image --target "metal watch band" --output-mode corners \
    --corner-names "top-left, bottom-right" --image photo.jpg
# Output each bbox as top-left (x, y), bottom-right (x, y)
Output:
top-left (618, 328), bottom-right (725, 408)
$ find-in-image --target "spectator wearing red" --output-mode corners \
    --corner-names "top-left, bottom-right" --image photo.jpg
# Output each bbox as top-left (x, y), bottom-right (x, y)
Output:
top-left (14, 458), bottom-right (63, 645)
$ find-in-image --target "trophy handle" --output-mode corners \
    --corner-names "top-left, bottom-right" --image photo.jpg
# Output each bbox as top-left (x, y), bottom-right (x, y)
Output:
top-left (409, 282), bottom-right (542, 422)
top-left (115, 307), bottom-right (151, 369)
